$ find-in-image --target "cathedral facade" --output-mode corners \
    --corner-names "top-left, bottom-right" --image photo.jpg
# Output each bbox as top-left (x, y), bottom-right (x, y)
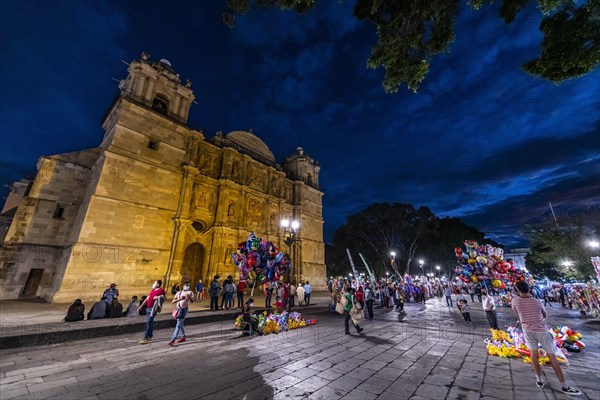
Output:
top-left (0, 53), bottom-right (326, 303)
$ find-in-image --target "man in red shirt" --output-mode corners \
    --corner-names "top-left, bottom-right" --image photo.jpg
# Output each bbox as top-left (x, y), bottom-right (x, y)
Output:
top-left (512, 281), bottom-right (580, 396)
top-left (137, 280), bottom-right (166, 344)
top-left (236, 279), bottom-right (246, 309)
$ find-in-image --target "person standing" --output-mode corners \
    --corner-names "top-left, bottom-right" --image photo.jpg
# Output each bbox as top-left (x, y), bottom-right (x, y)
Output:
top-left (395, 286), bottom-right (404, 312)
top-left (138, 280), bottom-right (166, 344)
top-left (356, 286), bottom-right (365, 310)
top-left (364, 283), bottom-right (374, 319)
top-left (220, 276), bottom-right (232, 310)
top-left (236, 279), bottom-right (246, 309)
top-left (543, 290), bottom-right (553, 307)
top-left (209, 275), bottom-right (221, 311)
top-left (103, 283), bottom-right (119, 306)
top-left (512, 281), bottom-right (580, 395)
top-left (304, 281), bottom-right (312, 305)
top-left (169, 282), bottom-right (194, 346)
top-left (289, 283), bottom-right (296, 308)
top-left (459, 299), bottom-right (471, 323)
top-left (444, 285), bottom-right (453, 307)
top-left (342, 287), bottom-right (363, 335)
top-left (283, 284), bottom-right (290, 309)
top-left (475, 285), bottom-right (482, 302)
top-left (455, 289), bottom-right (466, 310)
top-left (468, 285), bottom-right (475, 303)
top-left (560, 286), bottom-right (566, 307)
top-left (482, 289), bottom-right (499, 330)
top-left (296, 283), bottom-right (305, 306)
top-left (265, 283), bottom-right (274, 308)
top-left (223, 279), bottom-right (235, 310)
top-left (195, 280), bottom-right (204, 302)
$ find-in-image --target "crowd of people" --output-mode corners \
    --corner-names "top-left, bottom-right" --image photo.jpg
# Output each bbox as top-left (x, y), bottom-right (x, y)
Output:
top-left (64, 283), bottom-right (152, 322)
top-left (326, 276), bottom-right (516, 332)
top-left (63, 276), bottom-right (317, 345)
top-left (206, 275), bottom-right (313, 312)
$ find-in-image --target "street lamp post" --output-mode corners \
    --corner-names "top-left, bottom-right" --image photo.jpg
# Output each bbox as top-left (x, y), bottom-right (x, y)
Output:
top-left (418, 259), bottom-right (424, 279)
top-left (435, 265), bottom-right (441, 279)
top-left (281, 218), bottom-right (300, 312)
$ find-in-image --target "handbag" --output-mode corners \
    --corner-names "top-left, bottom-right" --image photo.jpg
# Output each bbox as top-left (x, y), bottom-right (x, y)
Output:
top-left (339, 293), bottom-right (349, 307)
top-left (172, 308), bottom-right (179, 319)
top-left (335, 302), bottom-right (345, 315)
top-left (349, 298), bottom-right (364, 324)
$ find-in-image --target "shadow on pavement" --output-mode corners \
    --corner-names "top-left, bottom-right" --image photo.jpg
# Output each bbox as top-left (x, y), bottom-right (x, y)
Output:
top-left (360, 334), bottom-right (395, 346)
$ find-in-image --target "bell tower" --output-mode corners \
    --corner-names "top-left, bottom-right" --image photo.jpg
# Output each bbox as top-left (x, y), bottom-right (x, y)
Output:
top-left (281, 147), bottom-right (320, 189)
top-left (117, 51), bottom-right (195, 124)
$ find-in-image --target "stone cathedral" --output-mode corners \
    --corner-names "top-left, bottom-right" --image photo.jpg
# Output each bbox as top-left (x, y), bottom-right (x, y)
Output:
top-left (0, 53), bottom-right (326, 303)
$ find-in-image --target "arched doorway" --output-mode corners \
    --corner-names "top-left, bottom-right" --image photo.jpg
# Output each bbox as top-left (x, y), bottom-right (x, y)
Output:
top-left (181, 243), bottom-right (205, 286)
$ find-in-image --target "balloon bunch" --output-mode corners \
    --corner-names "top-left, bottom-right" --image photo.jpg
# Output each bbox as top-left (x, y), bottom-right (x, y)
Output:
top-left (454, 240), bottom-right (528, 288)
top-left (550, 326), bottom-right (585, 352)
top-left (231, 232), bottom-right (290, 283)
top-left (486, 326), bottom-right (586, 365)
top-left (236, 310), bottom-right (316, 335)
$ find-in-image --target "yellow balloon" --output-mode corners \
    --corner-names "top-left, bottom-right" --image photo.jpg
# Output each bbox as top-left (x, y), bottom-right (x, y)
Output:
top-left (468, 258), bottom-right (477, 265)
top-left (472, 276), bottom-right (479, 283)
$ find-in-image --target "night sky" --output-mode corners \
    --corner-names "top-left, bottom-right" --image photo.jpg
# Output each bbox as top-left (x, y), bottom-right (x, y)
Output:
top-left (1, 1), bottom-right (598, 247)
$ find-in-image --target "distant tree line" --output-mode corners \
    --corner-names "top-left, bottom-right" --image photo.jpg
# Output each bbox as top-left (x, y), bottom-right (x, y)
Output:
top-left (524, 206), bottom-right (600, 282)
top-left (325, 203), bottom-right (500, 278)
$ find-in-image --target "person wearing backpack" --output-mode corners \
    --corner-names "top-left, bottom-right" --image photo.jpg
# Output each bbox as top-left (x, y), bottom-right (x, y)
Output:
top-left (224, 279), bottom-right (235, 310)
top-left (209, 275), bottom-right (221, 311)
top-left (220, 275), bottom-right (233, 310)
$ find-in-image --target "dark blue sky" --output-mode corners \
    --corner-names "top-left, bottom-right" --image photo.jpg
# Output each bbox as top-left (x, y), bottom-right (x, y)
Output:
top-left (1, 1), bottom-right (598, 247)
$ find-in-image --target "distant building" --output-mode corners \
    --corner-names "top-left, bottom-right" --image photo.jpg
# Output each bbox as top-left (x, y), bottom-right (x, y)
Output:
top-left (0, 53), bottom-right (325, 302)
top-left (0, 179), bottom-right (33, 244)
top-left (504, 248), bottom-right (530, 271)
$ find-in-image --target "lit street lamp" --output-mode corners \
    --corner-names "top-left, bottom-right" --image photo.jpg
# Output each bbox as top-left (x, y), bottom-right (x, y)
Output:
top-left (390, 251), bottom-right (398, 278)
top-left (281, 218), bottom-right (299, 312)
top-left (562, 260), bottom-right (574, 267)
top-left (588, 240), bottom-right (600, 249)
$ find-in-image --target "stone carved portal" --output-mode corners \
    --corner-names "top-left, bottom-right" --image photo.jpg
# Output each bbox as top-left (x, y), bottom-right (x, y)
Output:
top-left (180, 243), bottom-right (205, 285)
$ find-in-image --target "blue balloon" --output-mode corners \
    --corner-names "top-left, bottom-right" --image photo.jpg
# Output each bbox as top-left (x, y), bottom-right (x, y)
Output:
top-left (274, 252), bottom-right (284, 264)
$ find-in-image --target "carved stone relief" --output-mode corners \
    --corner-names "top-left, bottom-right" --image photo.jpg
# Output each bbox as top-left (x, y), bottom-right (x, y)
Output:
top-left (246, 198), bottom-right (263, 227)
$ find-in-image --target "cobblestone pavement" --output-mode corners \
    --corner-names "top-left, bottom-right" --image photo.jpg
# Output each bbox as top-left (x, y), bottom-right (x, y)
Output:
top-left (1, 297), bottom-right (598, 400)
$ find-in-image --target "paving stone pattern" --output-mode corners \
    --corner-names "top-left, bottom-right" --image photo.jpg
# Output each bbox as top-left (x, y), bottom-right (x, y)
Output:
top-left (0, 297), bottom-right (598, 399)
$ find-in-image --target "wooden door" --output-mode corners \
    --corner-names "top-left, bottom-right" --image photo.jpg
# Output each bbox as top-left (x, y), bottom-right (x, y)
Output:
top-left (22, 269), bottom-right (44, 296)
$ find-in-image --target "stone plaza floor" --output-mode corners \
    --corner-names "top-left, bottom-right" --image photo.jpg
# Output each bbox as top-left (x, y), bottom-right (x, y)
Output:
top-left (0, 296), bottom-right (598, 400)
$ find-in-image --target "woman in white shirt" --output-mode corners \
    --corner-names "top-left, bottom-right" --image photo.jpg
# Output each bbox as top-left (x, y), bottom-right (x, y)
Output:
top-left (168, 282), bottom-right (194, 346)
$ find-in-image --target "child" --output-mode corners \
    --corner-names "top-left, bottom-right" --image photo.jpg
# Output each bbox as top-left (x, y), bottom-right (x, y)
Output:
top-left (275, 296), bottom-right (284, 314)
top-left (395, 288), bottom-right (404, 312)
top-left (460, 299), bottom-right (471, 323)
